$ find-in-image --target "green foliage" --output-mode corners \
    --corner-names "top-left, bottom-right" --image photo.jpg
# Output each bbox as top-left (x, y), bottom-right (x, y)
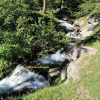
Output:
top-left (33, 18), bottom-right (70, 57)
top-left (0, 0), bottom-right (69, 70)
top-left (55, 24), bottom-right (66, 32)
top-left (93, 4), bottom-right (100, 18)
top-left (74, 1), bottom-right (96, 18)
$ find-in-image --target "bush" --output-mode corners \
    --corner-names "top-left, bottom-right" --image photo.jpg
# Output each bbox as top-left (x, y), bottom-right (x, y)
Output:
top-left (0, 0), bottom-right (70, 70)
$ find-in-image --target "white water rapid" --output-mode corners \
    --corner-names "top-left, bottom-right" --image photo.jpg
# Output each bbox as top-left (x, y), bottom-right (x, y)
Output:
top-left (58, 19), bottom-right (75, 30)
top-left (31, 48), bottom-right (67, 66)
top-left (58, 19), bottom-right (81, 40)
top-left (0, 65), bottom-right (49, 95)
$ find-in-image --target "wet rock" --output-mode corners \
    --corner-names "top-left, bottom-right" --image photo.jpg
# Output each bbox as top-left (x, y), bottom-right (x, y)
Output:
top-left (60, 65), bottom-right (68, 80)
top-left (48, 68), bottom-right (60, 77)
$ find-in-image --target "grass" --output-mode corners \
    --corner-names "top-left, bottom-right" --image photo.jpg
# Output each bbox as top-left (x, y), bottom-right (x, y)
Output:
top-left (6, 79), bottom-right (79, 100)
top-left (79, 41), bottom-right (100, 99)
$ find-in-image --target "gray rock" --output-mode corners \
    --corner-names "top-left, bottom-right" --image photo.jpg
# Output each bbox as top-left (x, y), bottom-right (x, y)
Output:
top-left (48, 68), bottom-right (60, 77)
top-left (86, 15), bottom-right (97, 24)
top-left (80, 22), bottom-right (98, 39)
top-left (66, 46), bottom-right (98, 61)
top-left (74, 19), bottom-right (85, 27)
top-left (87, 22), bottom-right (98, 31)
top-left (64, 46), bottom-right (98, 83)
top-left (60, 65), bottom-right (68, 80)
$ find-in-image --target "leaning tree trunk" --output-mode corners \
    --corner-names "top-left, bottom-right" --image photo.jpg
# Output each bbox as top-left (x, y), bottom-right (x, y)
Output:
top-left (42, 0), bottom-right (46, 13)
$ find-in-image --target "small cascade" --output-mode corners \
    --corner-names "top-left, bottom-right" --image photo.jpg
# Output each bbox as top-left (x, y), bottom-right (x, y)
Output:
top-left (0, 65), bottom-right (49, 95)
top-left (58, 19), bottom-right (75, 31)
top-left (58, 19), bottom-right (81, 40)
top-left (30, 48), bottom-right (67, 66)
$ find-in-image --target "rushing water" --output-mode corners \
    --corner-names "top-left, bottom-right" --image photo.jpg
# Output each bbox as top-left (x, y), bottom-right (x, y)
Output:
top-left (0, 65), bottom-right (49, 95)
top-left (58, 19), bottom-right (81, 48)
top-left (58, 19), bottom-right (75, 30)
top-left (0, 48), bottom-right (68, 95)
top-left (31, 48), bottom-right (67, 66)
top-left (58, 19), bottom-right (81, 39)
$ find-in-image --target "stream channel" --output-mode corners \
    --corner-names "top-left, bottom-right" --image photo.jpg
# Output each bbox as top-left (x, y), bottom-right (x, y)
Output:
top-left (0, 18), bottom-right (82, 97)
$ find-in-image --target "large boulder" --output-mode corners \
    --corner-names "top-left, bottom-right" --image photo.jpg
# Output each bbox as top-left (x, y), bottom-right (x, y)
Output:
top-left (66, 46), bottom-right (98, 61)
top-left (74, 15), bottom-right (98, 39)
top-left (64, 46), bottom-right (98, 83)
top-left (80, 22), bottom-right (98, 39)
top-left (74, 19), bottom-right (85, 27)
top-left (86, 15), bottom-right (97, 24)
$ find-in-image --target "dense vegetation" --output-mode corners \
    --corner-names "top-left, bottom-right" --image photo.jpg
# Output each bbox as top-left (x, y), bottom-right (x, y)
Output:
top-left (0, 0), bottom-right (71, 72)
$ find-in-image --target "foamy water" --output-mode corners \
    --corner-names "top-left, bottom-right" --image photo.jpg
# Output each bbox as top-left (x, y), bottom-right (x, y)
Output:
top-left (31, 48), bottom-right (67, 66)
top-left (0, 65), bottom-right (50, 95)
top-left (58, 19), bottom-right (75, 30)
top-left (58, 19), bottom-right (81, 39)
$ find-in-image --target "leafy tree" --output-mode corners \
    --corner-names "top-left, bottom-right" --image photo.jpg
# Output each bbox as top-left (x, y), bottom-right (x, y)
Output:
top-left (0, 0), bottom-right (70, 70)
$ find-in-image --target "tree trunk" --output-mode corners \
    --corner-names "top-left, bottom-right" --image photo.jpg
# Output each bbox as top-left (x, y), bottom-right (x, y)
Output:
top-left (42, 0), bottom-right (46, 13)
top-left (60, 0), bottom-right (62, 11)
